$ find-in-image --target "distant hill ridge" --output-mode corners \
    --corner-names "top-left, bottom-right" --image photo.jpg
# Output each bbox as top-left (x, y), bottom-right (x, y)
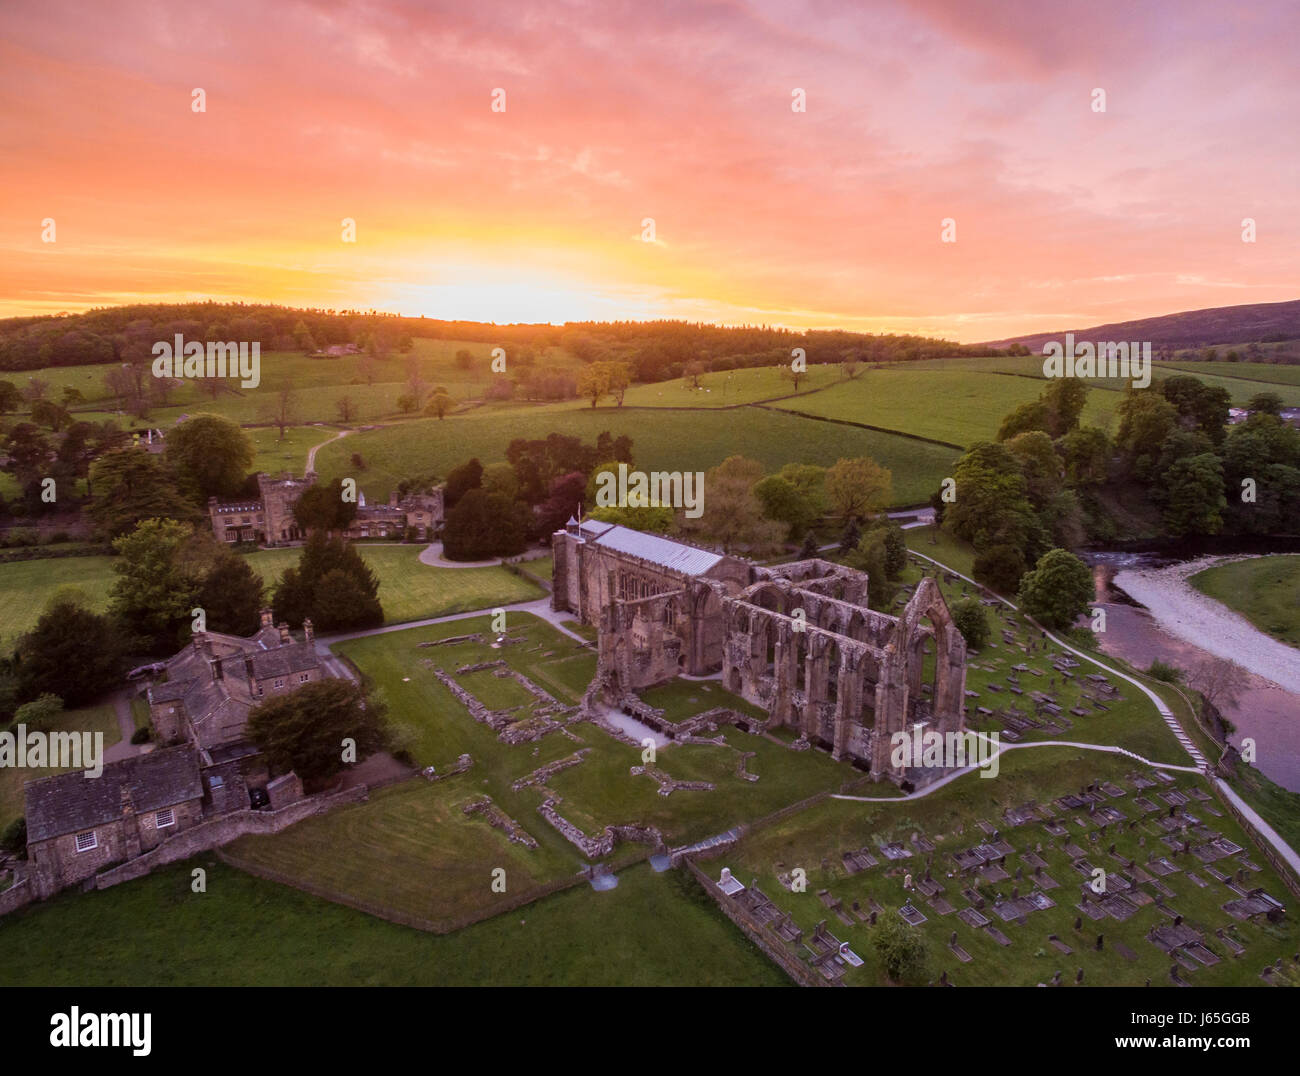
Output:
top-left (980, 298), bottom-right (1300, 353)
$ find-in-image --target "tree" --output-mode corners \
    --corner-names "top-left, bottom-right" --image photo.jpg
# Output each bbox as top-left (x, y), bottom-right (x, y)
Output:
top-left (798, 531), bottom-right (821, 559)
top-left (996, 399), bottom-right (1050, 441)
top-left (839, 518), bottom-right (861, 556)
top-left (293, 477), bottom-right (359, 534)
top-left (825, 457), bottom-right (892, 522)
top-left (676, 455), bottom-right (785, 555)
top-left (865, 518), bottom-right (908, 577)
top-left (576, 364), bottom-right (610, 408)
top-left (1058, 426), bottom-right (1111, 487)
top-left (423, 387), bottom-right (453, 419)
top-left (604, 361), bottom-right (631, 406)
top-left (87, 449), bottom-right (190, 539)
top-left (292, 319), bottom-right (316, 353)
top-left (482, 461), bottom-right (520, 502)
top-left (1017, 548), bottom-right (1093, 630)
top-left (335, 395), bottom-right (357, 423)
top-left (195, 550), bottom-right (265, 636)
top-left (753, 474), bottom-right (819, 540)
top-left (1162, 453), bottom-right (1226, 537)
top-left (681, 362), bottom-right (706, 389)
top-left (1188, 657), bottom-right (1250, 719)
top-left (1041, 378), bottom-right (1089, 436)
top-left (951, 597), bottom-right (990, 650)
top-left (109, 519), bottom-right (203, 652)
top-left (872, 913), bottom-right (930, 981)
top-left (1115, 391), bottom-right (1178, 478)
top-left (30, 399), bottom-right (71, 431)
top-left (261, 385), bottom-right (298, 439)
top-left (272, 535), bottom-right (383, 631)
top-left (444, 458), bottom-right (484, 509)
top-left (442, 489), bottom-right (531, 559)
top-left (533, 471), bottom-right (588, 538)
top-left (164, 413), bottom-right (254, 501)
top-left (0, 380), bottom-right (20, 414)
top-left (972, 543), bottom-right (1027, 594)
top-left (14, 693), bottom-right (63, 732)
top-left (247, 679), bottom-right (389, 789)
top-left (454, 348), bottom-right (475, 371)
top-left (404, 358), bottom-right (430, 411)
top-left (782, 364), bottom-right (807, 392)
top-left (17, 594), bottom-right (121, 707)
top-left (1248, 391), bottom-right (1284, 416)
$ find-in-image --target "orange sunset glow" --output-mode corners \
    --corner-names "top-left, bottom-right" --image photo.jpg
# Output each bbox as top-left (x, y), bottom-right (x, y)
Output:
top-left (1, 0), bottom-right (1298, 339)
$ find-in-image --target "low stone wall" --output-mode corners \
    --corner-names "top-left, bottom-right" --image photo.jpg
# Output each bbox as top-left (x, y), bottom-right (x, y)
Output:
top-left (0, 877), bottom-right (33, 917)
top-left (683, 858), bottom-right (829, 988)
top-left (92, 786), bottom-right (369, 891)
top-left (463, 795), bottom-right (540, 849)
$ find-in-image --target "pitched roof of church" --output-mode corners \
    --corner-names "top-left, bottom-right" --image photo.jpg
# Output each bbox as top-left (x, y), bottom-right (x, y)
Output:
top-left (25, 745), bottom-right (203, 843)
top-left (577, 520), bottom-right (725, 576)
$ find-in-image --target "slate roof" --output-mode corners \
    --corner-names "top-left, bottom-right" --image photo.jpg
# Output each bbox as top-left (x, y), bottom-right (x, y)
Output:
top-left (249, 643), bottom-right (319, 679)
top-left (25, 745), bottom-right (203, 843)
top-left (578, 521), bottom-right (725, 577)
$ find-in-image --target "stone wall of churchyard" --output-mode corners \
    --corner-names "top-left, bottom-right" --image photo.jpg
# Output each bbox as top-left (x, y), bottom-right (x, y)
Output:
top-left (91, 786), bottom-right (368, 891)
top-left (682, 857), bottom-right (829, 988)
top-left (0, 878), bottom-right (33, 916)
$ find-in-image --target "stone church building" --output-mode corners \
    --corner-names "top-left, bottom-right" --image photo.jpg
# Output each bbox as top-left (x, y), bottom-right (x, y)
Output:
top-left (552, 519), bottom-right (967, 784)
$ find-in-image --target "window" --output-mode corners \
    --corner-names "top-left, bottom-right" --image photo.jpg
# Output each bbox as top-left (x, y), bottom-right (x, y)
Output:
top-left (274, 679), bottom-right (284, 689)
top-left (75, 831), bottom-right (97, 852)
top-left (257, 685), bottom-right (264, 697)
top-left (208, 775), bottom-right (225, 791)
top-left (299, 672), bottom-right (310, 683)
top-left (155, 808), bottom-right (175, 828)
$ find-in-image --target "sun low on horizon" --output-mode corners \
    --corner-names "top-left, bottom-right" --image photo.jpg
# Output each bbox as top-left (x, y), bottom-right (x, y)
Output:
top-left (1, 0), bottom-right (1297, 341)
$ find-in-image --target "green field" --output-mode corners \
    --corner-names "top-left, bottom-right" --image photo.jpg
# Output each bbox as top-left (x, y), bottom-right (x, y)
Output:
top-left (316, 404), bottom-right (958, 506)
top-left (771, 368), bottom-right (1118, 446)
top-left (722, 747), bottom-right (1300, 986)
top-left (0, 858), bottom-right (786, 986)
top-left (1190, 555), bottom-right (1300, 647)
top-left (0, 545), bottom-right (541, 640)
top-left (0, 555), bottom-right (118, 643)
top-left (0, 703), bottom-right (121, 830)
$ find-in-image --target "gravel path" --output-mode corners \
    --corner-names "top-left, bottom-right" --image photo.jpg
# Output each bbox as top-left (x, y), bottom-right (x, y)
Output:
top-left (1114, 555), bottom-right (1300, 695)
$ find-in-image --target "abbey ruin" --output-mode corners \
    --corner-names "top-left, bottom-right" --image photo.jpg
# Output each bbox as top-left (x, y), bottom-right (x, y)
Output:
top-left (551, 519), bottom-right (968, 784)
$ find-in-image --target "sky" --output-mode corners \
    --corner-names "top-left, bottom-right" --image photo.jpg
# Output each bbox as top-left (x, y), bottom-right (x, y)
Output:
top-left (0, 0), bottom-right (1296, 341)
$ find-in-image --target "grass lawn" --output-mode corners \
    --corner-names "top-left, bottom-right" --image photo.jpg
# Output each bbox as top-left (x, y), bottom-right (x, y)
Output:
top-left (0, 858), bottom-right (787, 986)
top-left (0, 555), bottom-right (118, 643)
top-left (638, 678), bottom-right (767, 724)
top-left (518, 554), bottom-right (553, 582)
top-left (0, 703), bottom-right (120, 830)
top-left (723, 747), bottom-right (1300, 986)
top-left (1190, 555), bottom-right (1300, 647)
top-left (224, 779), bottom-right (577, 928)
top-left (248, 424), bottom-right (336, 477)
top-left (770, 368), bottom-right (1117, 447)
top-left (242, 544), bottom-right (543, 626)
top-left (0, 545), bottom-right (542, 640)
top-left (315, 404), bottom-right (957, 507)
top-left (616, 364), bottom-right (836, 408)
top-left (905, 524), bottom-right (977, 579)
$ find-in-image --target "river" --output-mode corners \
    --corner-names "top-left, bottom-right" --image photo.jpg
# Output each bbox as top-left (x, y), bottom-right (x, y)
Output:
top-left (1085, 550), bottom-right (1300, 792)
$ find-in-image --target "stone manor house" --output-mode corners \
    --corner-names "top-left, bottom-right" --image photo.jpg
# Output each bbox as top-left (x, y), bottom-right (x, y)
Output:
top-left (20, 610), bottom-right (326, 899)
top-left (209, 471), bottom-right (444, 545)
top-left (552, 519), bottom-right (967, 784)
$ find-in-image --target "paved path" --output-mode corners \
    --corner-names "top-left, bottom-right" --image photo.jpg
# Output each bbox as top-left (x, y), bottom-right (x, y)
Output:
top-left (305, 427), bottom-right (350, 473)
top-left (417, 541), bottom-right (503, 568)
top-left (101, 691), bottom-right (145, 764)
top-left (832, 738), bottom-right (1200, 804)
top-left (318, 597), bottom-right (593, 649)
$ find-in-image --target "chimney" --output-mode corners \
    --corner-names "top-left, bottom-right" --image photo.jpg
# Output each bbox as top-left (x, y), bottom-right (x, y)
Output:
top-left (260, 608), bottom-right (274, 628)
top-left (245, 656), bottom-right (257, 696)
top-left (278, 622), bottom-right (291, 645)
top-left (303, 619), bottom-right (314, 643)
